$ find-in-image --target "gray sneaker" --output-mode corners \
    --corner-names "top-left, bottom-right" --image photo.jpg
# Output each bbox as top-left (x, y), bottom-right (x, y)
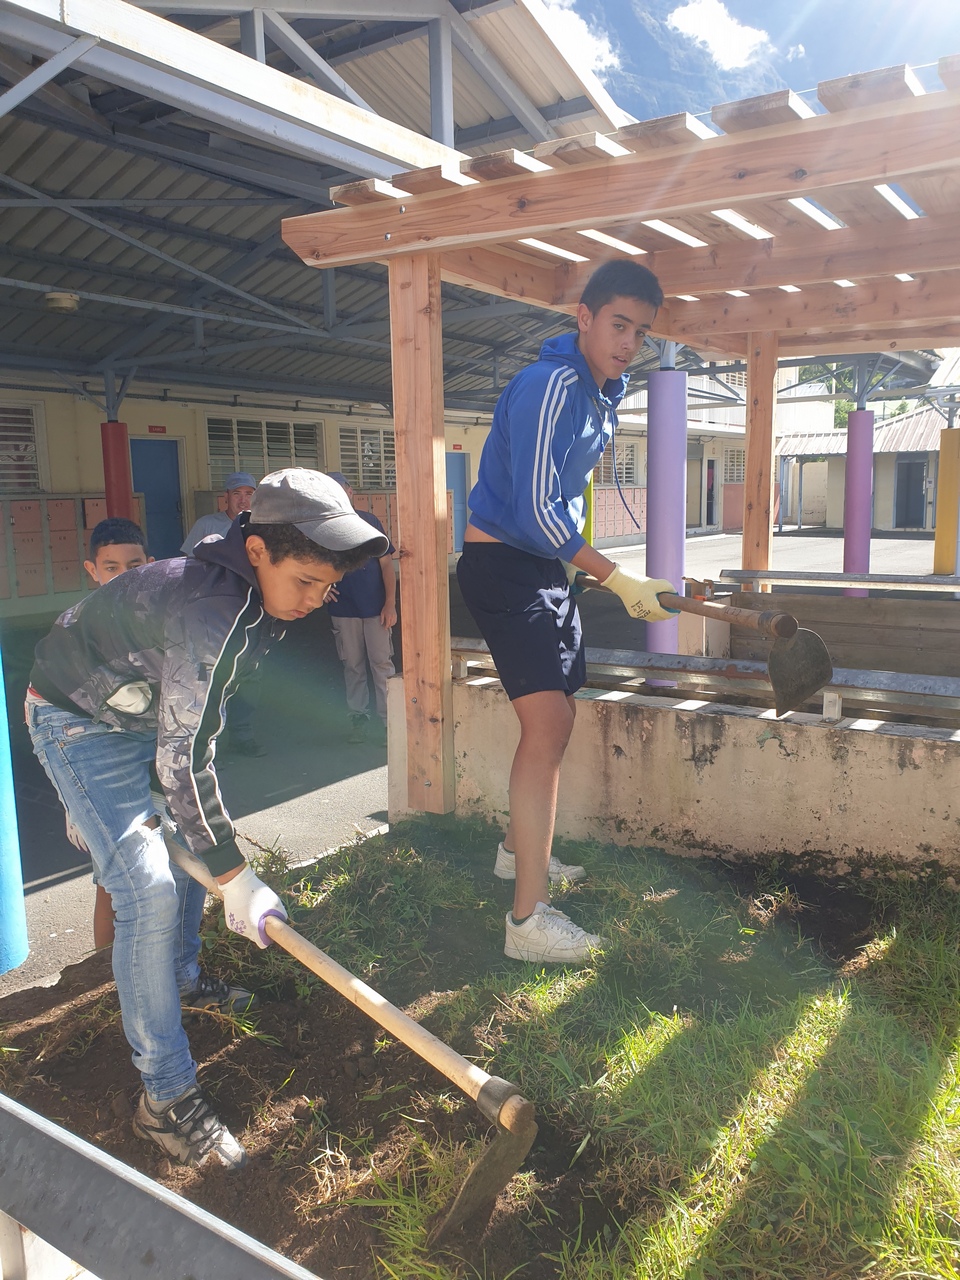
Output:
top-left (180, 971), bottom-right (260, 1023)
top-left (133, 1085), bottom-right (246, 1170)
top-left (494, 842), bottom-right (587, 884)
top-left (504, 902), bottom-right (604, 963)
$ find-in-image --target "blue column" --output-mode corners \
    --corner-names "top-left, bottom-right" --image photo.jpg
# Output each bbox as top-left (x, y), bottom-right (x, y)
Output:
top-left (0, 640), bottom-right (28, 973)
top-left (645, 367), bottom-right (688, 653)
top-left (843, 408), bottom-right (875, 598)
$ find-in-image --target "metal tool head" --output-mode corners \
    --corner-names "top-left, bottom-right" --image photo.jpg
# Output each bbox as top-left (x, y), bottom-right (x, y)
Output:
top-left (769, 628), bottom-right (834, 716)
top-left (428, 1101), bottom-right (538, 1247)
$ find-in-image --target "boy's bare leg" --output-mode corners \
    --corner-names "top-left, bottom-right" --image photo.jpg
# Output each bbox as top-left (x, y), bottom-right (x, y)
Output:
top-left (93, 883), bottom-right (116, 949)
top-left (505, 691), bottom-right (576, 918)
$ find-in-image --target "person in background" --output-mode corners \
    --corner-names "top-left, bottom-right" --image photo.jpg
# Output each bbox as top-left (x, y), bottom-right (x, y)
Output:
top-left (327, 473), bottom-right (397, 743)
top-left (182, 472), bottom-right (265, 757)
top-left (180, 472), bottom-right (257, 556)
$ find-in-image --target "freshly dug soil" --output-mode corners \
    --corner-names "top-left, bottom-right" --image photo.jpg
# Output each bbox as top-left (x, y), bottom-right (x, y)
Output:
top-left (0, 852), bottom-right (880, 1279)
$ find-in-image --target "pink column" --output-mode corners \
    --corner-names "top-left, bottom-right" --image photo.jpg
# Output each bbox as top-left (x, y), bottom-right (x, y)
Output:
top-left (843, 408), bottom-right (874, 598)
top-left (645, 369), bottom-right (687, 652)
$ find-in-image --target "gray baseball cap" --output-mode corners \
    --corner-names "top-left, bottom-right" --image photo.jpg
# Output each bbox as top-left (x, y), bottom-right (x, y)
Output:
top-left (250, 468), bottom-right (388, 555)
top-left (224, 471), bottom-right (257, 491)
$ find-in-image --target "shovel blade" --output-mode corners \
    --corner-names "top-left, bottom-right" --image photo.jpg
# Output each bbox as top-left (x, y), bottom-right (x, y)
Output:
top-left (428, 1119), bottom-right (538, 1247)
top-left (769, 628), bottom-right (833, 716)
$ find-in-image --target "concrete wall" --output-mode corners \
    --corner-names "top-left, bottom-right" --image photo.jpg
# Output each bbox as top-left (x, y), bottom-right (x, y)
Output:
top-left (388, 675), bottom-right (960, 880)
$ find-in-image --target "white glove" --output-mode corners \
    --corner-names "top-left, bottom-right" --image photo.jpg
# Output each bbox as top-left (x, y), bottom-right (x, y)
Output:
top-left (220, 864), bottom-right (287, 949)
top-left (603, 565), bottom-right (677, 622)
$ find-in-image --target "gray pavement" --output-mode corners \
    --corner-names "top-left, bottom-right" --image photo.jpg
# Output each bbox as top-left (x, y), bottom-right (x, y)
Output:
top-left (0, 530), bottom-right (935, 996)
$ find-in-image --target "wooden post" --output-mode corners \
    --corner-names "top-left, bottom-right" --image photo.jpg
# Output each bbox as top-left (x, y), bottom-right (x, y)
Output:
top-left (742, 331), bottom-right (778, 584)
top-left (388, 253), bottom-right (455, 814)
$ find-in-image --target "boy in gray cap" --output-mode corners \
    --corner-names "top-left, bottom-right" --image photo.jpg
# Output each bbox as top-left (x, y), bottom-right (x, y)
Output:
top-left (181, 471), bottom-right (257, 556)
top-left (27, 470), bottom-right (387, 1172)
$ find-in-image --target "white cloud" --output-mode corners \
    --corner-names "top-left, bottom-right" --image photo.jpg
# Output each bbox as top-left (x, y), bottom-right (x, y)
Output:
top-left (666, 0), bottom-right (771, 71)
top-left (786, 43), bottom-right (805, 61)
top-left (540, 0), bottom-right (620, 76)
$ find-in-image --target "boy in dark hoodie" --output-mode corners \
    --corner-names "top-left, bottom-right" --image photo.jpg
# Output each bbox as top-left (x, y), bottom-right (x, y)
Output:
top-left (26, 469), bottom-right (387, 1170)
top-left (457, 260), bottom-right (675, 964)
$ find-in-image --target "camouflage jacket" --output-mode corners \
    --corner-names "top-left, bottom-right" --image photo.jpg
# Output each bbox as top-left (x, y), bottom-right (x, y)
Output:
top-left (30, 517), bottom-right (283, 874)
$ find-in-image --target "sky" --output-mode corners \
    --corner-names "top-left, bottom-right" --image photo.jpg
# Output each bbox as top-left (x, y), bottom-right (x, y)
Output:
top-left (542, 0), bottom-right (960, 121)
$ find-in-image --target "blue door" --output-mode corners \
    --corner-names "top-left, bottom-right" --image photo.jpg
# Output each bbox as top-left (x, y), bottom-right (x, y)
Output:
top-left (445, 452), bottom-right (468, 552)
top-left (130, 438), bottom-right (183, 559)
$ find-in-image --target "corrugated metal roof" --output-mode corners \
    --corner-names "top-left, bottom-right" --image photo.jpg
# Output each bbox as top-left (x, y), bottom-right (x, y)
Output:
top-left (777, 405), bottom-right (949, 457)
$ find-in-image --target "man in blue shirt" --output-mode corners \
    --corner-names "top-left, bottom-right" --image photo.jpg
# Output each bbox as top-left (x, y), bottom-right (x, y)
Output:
top-left (458, 260), bottom-right (675, 965)
top-left (327, 473), bottom-right (397, 743)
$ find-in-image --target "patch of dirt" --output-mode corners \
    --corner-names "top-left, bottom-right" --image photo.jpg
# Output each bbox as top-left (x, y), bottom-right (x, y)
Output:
top-left (0, 851), bottom-right (883, 1279)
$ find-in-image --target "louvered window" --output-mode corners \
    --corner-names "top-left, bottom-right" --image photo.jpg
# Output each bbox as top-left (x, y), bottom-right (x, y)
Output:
top-left (0, 404), bottom-right (40, 491)
top-left (723, 447), bottom-right (746, 484)
top-left (206, 417), bottom-right (323, 489)
top-left (338, 425), bottom-right (396, 489)
top-left (594, 440), bottom-right (637, 486)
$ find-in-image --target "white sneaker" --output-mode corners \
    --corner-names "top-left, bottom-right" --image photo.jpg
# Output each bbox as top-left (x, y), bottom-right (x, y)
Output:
top-left (494, 842), bottom-right (586, 884)
top-left (504, 902), bottom-right (604, 963)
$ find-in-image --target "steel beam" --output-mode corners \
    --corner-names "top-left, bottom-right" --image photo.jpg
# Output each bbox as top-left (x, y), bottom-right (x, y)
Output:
top-left (0, 33), bottom-right (97, 119)
top-left (260, 10), bottom-right (372, 110)
top-left (428, 17), bottom-right (454, 147)
top-left (0, 170), bottom-right (317, 331)
top-left (0, 1093), bottom-right (318, 1280)
top-left (238, 7), bottom-right (266, 62)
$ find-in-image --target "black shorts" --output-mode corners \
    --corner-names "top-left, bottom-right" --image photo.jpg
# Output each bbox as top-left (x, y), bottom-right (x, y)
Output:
top-left (456, 541), bottom-right (585, 701)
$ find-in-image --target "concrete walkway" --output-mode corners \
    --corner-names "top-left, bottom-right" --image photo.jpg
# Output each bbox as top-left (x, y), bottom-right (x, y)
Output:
top-left (0, 531), bottom-right (936, 995)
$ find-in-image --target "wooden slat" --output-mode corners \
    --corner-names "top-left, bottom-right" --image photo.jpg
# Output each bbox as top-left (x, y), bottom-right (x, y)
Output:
top-left (282, 95), bottom-right (960, 269)
top-left (613, 112), bottom-right (716, 151)
top-left (939, 55), bottom-right (960, 92)
top-left (460, 149), bottom-right (552, 181)
top-left (439, 245), bottom-right (563, 309)
top-left (733, 593), bottom-right (960, 629)
top-left (895, 172), bottom-right (960, 217)
top-left (329, 178), bottom-right (411, 206)
top-left (742, 332), bottom-right (778, 578)
top-left (818, 65), bottom-right (924, 113)
top-left (393, 164), bottom-right (478, 196)
top-left (775, 326), bottom-right (960, 357)
top-left (597, 210), bottom-right (960, 299)
top-left (661, 270), bottom-right (960, 339)
top-left (712, 89), bottom-right (815, 133)
top-left (532, 132), bottom-right (630, 165)
top-left (388, 253), bottom-right (454, 814)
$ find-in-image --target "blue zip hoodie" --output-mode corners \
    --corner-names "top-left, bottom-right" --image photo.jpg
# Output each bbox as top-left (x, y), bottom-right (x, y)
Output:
top-left (467, 331), bottom-right (628, 560)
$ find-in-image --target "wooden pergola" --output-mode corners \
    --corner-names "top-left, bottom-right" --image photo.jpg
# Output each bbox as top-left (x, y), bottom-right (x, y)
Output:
top-left (282, 58), bottom-right (960, 815)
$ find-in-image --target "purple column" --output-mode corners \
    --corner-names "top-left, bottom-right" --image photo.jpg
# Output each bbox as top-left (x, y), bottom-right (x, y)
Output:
top-left (645, 369), bottom-right (687, 652)
top-left (843, 408), bottom-right (874, 598)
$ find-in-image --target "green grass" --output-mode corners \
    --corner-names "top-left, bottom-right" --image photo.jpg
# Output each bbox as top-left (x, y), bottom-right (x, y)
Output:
top-left (200, 822), bottom-right (960, 1280)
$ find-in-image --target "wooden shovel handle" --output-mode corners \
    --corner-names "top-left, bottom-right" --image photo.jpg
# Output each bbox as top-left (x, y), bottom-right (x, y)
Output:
top-left (168, 844), bottom-right (531, 1136)
top-left (658, 592), bottom-right (798, 639)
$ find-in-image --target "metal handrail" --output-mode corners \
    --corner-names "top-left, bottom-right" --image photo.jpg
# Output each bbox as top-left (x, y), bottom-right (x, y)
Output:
top-left (717, 569), bottom-right (960, 593)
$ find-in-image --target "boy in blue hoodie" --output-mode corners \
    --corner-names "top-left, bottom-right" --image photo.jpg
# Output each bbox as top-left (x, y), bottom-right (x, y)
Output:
top-left (457, 260), bottom-right (675, 964)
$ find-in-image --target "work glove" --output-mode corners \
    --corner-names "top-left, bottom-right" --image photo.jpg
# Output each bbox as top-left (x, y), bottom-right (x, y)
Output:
top-left (561, 561), bottom-right (588, 596)
top-left (603, 565), bottom-right (678, 622)
top-left (220, 863), bottom-right (287, 949)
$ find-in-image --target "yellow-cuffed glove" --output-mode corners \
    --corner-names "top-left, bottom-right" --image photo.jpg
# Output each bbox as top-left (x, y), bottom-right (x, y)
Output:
top-left (602, 565), bottom-right (677, 621)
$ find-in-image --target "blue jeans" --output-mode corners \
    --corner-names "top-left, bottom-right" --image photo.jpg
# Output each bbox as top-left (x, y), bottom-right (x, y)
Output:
top-left (27, 700), bottom-right (207, 1102)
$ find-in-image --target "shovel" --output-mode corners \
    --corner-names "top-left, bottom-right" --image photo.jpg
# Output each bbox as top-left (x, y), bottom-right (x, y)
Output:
top-left (583, 580), bottom-right (833, 715)
top-left (167, 843), bottom-right (537, 1246)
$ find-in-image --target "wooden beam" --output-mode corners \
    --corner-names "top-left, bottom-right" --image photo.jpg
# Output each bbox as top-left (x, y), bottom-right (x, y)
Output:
top-left (329, 178), bottom-right (412, 206)
top-left (387, 252), bottom-right (455, 815)
top-left (532, 132), bottom-right (631, 165)
top-left (939, 55), bottom-right (960, 92)
top-left (558, 211), bottom-right (960, 302)
top-left (281, 94), bottom-right (960, 267)
top-left (818, 64), bottom-right (924, 113)
top-left (439, 245), bottom-right (563, 309)
top-left (661, 271), bottom-right (960, 339)
top-left (613, 111), bottom-right (715, 151)
top-left (775, 326), bottom-right (960, 357)
top-left (742, 332), bottom-right (778, 579)
top-left (712, 88), bottom-right (814, 133)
